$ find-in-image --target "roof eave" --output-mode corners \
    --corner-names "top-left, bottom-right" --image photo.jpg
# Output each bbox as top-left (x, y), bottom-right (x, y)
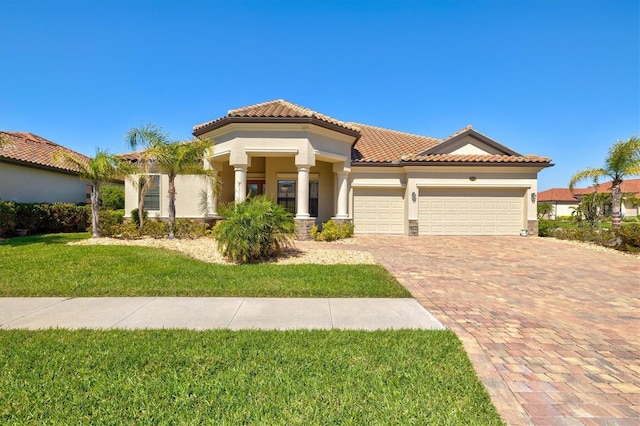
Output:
top-left (193, 116), bottom-right (360, 138)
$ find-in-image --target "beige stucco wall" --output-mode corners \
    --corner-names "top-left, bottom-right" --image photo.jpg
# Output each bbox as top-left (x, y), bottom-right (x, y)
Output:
top-left (0, 162), bottom-right (89, 203)
top-left (124, 174), bottom-right (208, 219)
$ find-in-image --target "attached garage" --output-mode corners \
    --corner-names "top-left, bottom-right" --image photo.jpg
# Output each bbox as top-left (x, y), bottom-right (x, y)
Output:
top-left (418, 188), bottom-right (525, 235)
top-left (353, 188), bottom-right (405, 234)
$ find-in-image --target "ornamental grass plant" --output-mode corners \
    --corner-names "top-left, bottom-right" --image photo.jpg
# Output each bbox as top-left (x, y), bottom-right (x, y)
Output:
top-left (212, 196), bottom-right (296, 264)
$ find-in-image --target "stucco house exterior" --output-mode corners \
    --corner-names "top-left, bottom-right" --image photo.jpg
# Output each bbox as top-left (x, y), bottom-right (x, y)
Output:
top-left (0, 131), bottom-right (91, 204)
top-left (123, 99), bottom-right (552, 238)
top-left (539, 179), bottom-right (640, 219)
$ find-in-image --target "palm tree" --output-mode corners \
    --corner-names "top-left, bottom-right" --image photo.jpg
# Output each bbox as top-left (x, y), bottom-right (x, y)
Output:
top-left (569, 136), bottom-right (640, 227)
top-left (55, 149), bottom-right (137, 237)
top-left (126, 123), bottom-right (214, 238)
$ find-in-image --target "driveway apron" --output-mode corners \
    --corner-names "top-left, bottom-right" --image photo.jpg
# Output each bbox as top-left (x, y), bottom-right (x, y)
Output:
top-left (357, 235), bottom-right (640, 426)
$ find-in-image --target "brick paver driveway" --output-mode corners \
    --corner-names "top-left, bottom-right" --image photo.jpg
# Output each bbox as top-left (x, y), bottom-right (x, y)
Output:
top-left (357, 236), bottom-right (639, 425)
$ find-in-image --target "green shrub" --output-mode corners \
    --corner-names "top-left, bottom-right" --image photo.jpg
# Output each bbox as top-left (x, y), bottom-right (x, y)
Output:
top-left (615, 223), bottom-right (640, 252)
top-left (212, 195), bottom-right (295, 264)
top-left (622, 216), bottom-right (639, 223)
top-left (99, 185), bottom-right (125, 210)
top-left (50, 203), bottom-right (90, 233)
top-left (130, 208), bottom-right (148, 227)
top-left (537, 219), bottom-right (553, 237)
top-left (142, 220), bottom-right (169, 239)
top-left (172, 218), bottom-right (208, 239)
top-left (311, 219), bottom-right (354, 242)
top-left (0, 201), bottom-right (16, 237)
top-left (109, 222), bottom-right (143, 239)
top-left (99, 210), bottom-right (125, 237)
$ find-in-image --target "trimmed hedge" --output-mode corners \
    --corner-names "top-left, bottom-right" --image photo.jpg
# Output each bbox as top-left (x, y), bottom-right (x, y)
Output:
top-left (0, 201), bottom-right (90, 237)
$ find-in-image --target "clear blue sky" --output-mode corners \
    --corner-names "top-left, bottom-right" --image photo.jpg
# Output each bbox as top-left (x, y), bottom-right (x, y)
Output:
top-left (1, 0), bottom-right (638, 190)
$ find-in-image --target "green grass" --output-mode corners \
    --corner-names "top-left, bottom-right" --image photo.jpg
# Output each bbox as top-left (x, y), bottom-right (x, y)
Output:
top-left (0, 234), bottom-right (409, 297)
top-left (0, 329), bottom-right (503, 425)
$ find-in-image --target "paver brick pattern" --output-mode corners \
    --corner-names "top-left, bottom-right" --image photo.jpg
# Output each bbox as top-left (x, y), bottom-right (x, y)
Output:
top-left (356, 236), bottom-right (640, 426)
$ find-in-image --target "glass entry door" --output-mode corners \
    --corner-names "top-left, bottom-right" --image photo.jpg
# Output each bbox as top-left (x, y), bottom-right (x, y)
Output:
top-left (247, 180), bottom-right (265, 197)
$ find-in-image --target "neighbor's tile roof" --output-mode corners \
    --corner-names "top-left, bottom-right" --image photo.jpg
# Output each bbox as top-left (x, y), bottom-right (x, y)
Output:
top-left (538, 188), bottom-right (580, 202)
top-left (193, 99), bottom-right (552, 165)
top-left (539, 179), bottom-right (640, 202)
top-left (194, 99), bottom-right (360, 134)
top-left (0, 131), bottom-right (90, 173)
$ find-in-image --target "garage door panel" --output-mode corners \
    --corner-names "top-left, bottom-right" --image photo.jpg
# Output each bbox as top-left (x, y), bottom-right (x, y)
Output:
top-left (354, 189), bottom-right (404, 234)
top-left (419, 188), bottom-right (524, 235)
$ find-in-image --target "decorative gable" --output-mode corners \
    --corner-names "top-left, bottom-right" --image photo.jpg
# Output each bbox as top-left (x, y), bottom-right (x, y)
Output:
top-left (420, 126), bottom-right (520, 157)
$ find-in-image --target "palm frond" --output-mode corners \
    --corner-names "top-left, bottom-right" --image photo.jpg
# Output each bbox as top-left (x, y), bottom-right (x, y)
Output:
top-left (568, 167), bottom-right (605, 191)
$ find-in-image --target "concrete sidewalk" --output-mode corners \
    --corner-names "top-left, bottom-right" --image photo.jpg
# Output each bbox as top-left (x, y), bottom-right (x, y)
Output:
top-left (0, 297), bottom-right (444, 331)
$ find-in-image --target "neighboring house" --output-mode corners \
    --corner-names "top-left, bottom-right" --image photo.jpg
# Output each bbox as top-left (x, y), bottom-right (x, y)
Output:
top-left (0, 131), bottom-right (91, 204)
top-left (539, 179), bottom-right (640, 219)
top-left (123, 99), bottom-right (552, 238)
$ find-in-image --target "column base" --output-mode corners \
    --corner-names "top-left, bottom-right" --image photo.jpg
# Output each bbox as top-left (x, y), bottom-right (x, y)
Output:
top-left (408, 219), bottom-right (419, 236)
top-left (295, 218), bottom-right (317, 241)
top-left (527, 220), bottom-right (539, 237)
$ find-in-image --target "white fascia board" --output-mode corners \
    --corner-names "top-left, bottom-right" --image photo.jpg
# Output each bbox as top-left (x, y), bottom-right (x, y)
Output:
top-left (351, 178), bottom-right (406, 188)
top-left (415, 182), bottom-right (532, 189)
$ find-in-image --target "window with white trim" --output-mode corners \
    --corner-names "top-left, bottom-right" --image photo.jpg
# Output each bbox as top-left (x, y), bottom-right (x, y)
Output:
top-left (140, 175), bottom-right (160, 211)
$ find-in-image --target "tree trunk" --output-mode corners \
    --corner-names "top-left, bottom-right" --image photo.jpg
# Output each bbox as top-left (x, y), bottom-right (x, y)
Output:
top-left (168, 175), bottom-right (176, 239)
top-left (91, 183), bottom-right (100, 238)
top-left (611, 181), bottom-right (622, 228)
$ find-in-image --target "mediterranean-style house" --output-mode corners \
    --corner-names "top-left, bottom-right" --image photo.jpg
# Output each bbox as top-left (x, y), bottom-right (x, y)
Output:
top-left (0, 131), bottom-right (91, 204)
top-left (123, 99), bottom-right (553, 239)
top-left (539, 179), bottom-right (640, 219)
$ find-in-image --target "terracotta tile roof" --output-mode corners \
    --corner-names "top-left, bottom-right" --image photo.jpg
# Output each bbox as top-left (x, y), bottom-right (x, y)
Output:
top-left (193, 99), bottom-right (551, 165)
top-left (0, 131), bottom-right (89, 173)
top-left (539, 179), bottom-right (640, 202)
top-left (590, 179), bottom-right (640, 196)
top-left (193, 99), bottom-right (359, 135)
top-left (399, 153), bottom-right (552, 164)
top-left (538, 188), bottom-right (580, 202)
top-left (349, 123), bottom-right (441, 163)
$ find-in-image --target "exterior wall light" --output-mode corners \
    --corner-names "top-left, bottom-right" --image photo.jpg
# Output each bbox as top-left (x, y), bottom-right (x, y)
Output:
top-left (531, 192), bottom-right (537, 202)
top-left (411, 192), bottom-right (417, 202)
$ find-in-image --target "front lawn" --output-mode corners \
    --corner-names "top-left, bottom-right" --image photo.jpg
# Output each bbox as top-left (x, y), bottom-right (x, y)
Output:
top-left (0, 329), bottom-right (503, 425)
top-left (0, 234), bottom-right (409, 297)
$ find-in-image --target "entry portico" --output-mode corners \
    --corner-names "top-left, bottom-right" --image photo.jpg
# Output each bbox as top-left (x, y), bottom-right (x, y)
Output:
top-left (193, 101), bottom-right (360, 234)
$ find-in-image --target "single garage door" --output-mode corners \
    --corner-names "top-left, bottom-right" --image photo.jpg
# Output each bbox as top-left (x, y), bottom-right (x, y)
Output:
top-left (353, 189), bottom-right (404, 234)
top-left (419, 188), bottom-right (524, 235)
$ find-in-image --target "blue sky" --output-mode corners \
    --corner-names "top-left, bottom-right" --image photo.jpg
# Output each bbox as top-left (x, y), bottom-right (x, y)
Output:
top-left (1, 0), bottom-right (638, 190)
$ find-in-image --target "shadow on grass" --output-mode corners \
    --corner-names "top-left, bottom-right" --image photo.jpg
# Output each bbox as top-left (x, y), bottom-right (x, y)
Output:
top-left (0, 233), bottom-right (89, 247)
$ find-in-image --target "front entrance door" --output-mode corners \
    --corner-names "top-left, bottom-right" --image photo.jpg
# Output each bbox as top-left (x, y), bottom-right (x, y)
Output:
top-left (247, 180), bottom-right (265, 197)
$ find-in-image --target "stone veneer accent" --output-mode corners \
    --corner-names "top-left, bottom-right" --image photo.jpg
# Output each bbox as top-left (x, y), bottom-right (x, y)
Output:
top-left (527, 219), bottom-right (539, 237)
top-left (408, 219), bottom-right (419, 236)
top-left (295, 218), bottom-right (317, 241)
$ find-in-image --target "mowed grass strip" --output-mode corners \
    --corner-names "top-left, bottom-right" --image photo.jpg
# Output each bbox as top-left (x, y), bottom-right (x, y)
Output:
top-left (0, 329), bottom-right (503, 425)
top-left (0, 234), bottom-right (409, 297)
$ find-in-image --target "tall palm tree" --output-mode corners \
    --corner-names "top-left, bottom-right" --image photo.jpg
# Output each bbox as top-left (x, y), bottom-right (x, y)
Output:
top-left (569, 136), bottom-right (640, 227)
top-left (55, 149), bottom-right (137, 237)
top-left (126, 123), bottom-right (214, 238)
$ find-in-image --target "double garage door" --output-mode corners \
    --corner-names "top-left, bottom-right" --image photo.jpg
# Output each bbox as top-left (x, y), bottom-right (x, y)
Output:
top-left (353, 187), bottom-right (525, 235)
top-left (418, 188), bottom-right (525, 235)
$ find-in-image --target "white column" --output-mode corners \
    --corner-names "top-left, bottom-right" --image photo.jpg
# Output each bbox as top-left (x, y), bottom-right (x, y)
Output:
top-left (335, 171), bottom-right (349, 218)
top-left (206, 173), bottom-right (218, 216)
top-left (296, 165), bottom-right (310, 218)
top-left (234, 165), bottom-right (247, 203)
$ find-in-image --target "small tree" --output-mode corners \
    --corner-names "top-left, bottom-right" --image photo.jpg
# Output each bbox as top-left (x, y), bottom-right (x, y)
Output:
top-left (126, 124), bottom-right (214, 238)
top-left (537, 202), bottom-right (553, 220)
top-left (569, 136), bottom-right (640, 228)
top-left (55, 149), bottom-right (137, 237)
top-left (99, 185), bottom-right (125, 210)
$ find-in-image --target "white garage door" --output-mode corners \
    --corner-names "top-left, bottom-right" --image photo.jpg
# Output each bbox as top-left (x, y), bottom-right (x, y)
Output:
top-left (353, 189), bottom-right (404, 234)
top-left (419, 188), bottom-right (524, 235)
